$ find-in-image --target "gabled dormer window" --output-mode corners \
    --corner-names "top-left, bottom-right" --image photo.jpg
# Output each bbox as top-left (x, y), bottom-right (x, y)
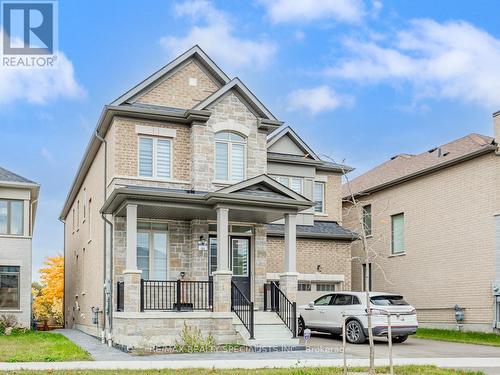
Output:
top-left (138, 136), bottom-right (172, 179)
top-left (214, 131), bottom-right (246, 182)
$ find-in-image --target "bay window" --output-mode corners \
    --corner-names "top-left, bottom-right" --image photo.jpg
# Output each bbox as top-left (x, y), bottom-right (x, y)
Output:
top-left (0, 200), bottom-right (23, 236)
top-left (138, 136), bottom-right (172, 179)
top-left (214, 131), bottom-right (246, 182)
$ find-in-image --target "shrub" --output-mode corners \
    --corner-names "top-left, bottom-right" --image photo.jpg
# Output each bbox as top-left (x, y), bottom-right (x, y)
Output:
top-left (174, 322), bottom-right (216, 353)
top-left (0, 315), bottom-right (19, 335)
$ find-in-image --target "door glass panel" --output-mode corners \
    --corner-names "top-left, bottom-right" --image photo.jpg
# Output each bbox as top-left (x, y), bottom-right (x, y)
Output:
top-left (209, 237), bottom-right (217, 275)
top-left (231, 238), bottom-right (248, 276)
top-left (137, 232), bottom-right (150, 280)
top-left (153, 233), bottom-right (167, 280)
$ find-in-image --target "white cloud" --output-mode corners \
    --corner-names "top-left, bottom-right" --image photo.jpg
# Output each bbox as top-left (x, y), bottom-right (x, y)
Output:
top-left (260, 0), bottom-right (366, 24)
top-left (0, 31), bottom-right (84, 105)
top-left (40, 147), bottom-right (55, 164)
top-left (160, 0), bottom-right (276, 70)
top-left (325, 19), bottom-right (500, 108)
top-left (287, 85), bottom-right (351, 114)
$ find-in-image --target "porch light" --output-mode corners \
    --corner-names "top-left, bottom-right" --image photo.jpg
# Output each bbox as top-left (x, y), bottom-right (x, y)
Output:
top-left (197, 236), bottom-right (208, 251)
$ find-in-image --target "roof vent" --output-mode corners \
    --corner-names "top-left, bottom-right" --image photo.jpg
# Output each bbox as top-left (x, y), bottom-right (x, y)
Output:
top-left (428, 147), bottom-right (437, 153)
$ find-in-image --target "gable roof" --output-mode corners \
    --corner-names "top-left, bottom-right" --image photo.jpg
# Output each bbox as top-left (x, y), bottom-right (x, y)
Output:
top-left (111, 45), bottom-right (230, 106)
top-left (193, 77), bottom-right (279, 122)
top-left (267, 126), bottom-right (320, 160)
top-left (344, 133), bottom-right (496, 198)
top-left (0, 166), bottom-right (37, 185)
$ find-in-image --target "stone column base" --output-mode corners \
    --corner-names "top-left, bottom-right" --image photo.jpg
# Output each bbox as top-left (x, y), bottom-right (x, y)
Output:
top-left (213, 270), bottom-right (233, 312)
top-left (279, 272), bottom-right (299, 303)
top-left (123, 270), bottom-right (142, 312)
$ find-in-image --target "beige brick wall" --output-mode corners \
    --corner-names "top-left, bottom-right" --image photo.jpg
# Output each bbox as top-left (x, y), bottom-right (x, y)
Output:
top-left (112, 117), bottom-right (191, 184)
top-left (266, 237), bottom-right (352, 290)
top-left (343, 152), bottom-right (498, 330)
top-left (135, 59), bottom-right (220, 109)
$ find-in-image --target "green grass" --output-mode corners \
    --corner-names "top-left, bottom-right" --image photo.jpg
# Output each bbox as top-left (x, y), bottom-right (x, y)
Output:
top-left (4, 366), bottom-right (484, 375)
top-left (0, 331), bottom-right (91, 362)
top-left (415, 328), bottom-right (500, 347)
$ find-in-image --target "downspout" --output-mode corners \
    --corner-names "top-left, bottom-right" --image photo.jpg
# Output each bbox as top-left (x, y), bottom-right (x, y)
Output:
top-left (94, 131), bottom-right (113, 344)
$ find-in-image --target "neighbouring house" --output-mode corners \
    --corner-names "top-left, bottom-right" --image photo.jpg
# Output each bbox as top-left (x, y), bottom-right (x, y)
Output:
top-left (0, 166), bottom-right (39, 327)
top-left (342, 113), bottom-right (500, 333)
top-left (60, 45), bottom-right (356, 349)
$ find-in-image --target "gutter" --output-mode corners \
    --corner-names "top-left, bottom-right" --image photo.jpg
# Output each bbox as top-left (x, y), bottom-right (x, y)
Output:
top-left (344, 145), bottom-right (496, 200)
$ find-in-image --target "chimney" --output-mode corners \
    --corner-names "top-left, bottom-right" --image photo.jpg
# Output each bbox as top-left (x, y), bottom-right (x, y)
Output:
top-left (494, 111), bottom-right (500, 152)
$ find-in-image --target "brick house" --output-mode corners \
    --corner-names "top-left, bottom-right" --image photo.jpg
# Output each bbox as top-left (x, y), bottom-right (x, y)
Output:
top-left (343, 114), bottom-right (500, 332)
top-left (60, 46), bottom-right (356, 348)
top-left (0, 167), bottom-right (39, 327)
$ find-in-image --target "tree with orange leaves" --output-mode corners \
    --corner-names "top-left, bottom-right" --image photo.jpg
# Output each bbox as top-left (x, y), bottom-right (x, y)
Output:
top-left (33, 255), bottom-right (64, 325)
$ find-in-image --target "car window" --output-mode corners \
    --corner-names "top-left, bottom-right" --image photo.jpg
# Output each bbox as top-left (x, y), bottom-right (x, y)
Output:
top-left (352, 296), bottom-right (361, 304)
top-left (370, 295), bottom-right (409, 306)
top-left (332, 294), bottom-right (353, 305)
top-left (314, 294), bottom-right (333, 306)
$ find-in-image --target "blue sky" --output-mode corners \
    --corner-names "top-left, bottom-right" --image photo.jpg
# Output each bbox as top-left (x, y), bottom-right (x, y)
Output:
top-left (2, 0), bottom-right (500, 279)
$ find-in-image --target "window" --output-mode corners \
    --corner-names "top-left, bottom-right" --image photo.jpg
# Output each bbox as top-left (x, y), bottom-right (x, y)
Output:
top-left (138, 136), bottom-right (172, 179)
top-left (137, 222), bottom-right (169, 280)
top-left (362, 263), bottom-right (372, 291)
top-left (332, 294), bottom-right (353, 305)
top-left (316, 283), bottom-right (336, 292)
top-left (83, 189), bottom-right (87, 221)
top-left (214, 131), bottom-right (246, 182)
top-left (371, 295), bottom-right (409, 306)
top-left (272, 176), bottom-right (303, 194)
top-left (391, 213), bottom-right (405, 254)
top-left (88, 199), bottom-right (92, 242)
top-left (314, 182), bottom-right (325, 214)
top-left (314, 294), bottom-right (333, 305)
top-left (231, 238), bottom-right (249, 276)
top-left (298, 283), bottom-right (311, 291)
top-left (0, 266), bottom-right (20, 309)
top-left (0, 200), bottom-right (23, 236)
top-left (209, 237), bottom-right (218, 275)
top-left (363, 204), bottom-right (372, 236)
top-left (72, 209), bottom-right (75, 232)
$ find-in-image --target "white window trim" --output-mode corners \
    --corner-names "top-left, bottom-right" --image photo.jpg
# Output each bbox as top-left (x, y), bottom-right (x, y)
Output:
top-left (214, 133), bottom-right (247, 183)
top-left (137, 223), bottom-right (169, 280)
top-left (314, 181), bottom-right (326, 215)
top-left (138, 136), bottom-right (173, 181)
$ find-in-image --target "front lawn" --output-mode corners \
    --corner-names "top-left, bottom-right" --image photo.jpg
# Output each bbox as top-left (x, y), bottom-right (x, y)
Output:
top-left (0, 330), bottom-right (91, 362)
top-left (6, 366), bottom-right (484, 374)
top-left (415, 328), bottom-right (500, 347)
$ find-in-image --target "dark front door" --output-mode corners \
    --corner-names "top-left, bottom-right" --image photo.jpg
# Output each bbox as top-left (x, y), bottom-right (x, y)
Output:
top-left (230, 236), bottom-right (251, 300)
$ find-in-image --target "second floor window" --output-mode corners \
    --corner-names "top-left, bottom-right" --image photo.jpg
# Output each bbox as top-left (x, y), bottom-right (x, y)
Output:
top-left (314, 182), bottom-right (325, 214)
top-left (272, 176), bottom-right (303, 194)
top-left (363, 204), bottom-right (372, 236)
top-left (139, 136), bottom-right (172, 179)
top-left (0, 200), bottom-right (23, 236)
top-left (391, 213), bottom-right (405, 254)
top-left (215, 131), bottom-right (246, 182)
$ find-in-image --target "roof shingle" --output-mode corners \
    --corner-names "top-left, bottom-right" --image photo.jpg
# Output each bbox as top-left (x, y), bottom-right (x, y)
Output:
top-left (0, 167), bottom-right (36, 184)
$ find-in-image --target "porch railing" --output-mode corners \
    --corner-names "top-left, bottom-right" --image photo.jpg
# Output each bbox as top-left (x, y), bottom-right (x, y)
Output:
top-left (264, 282), bottom-right (297, 338)
top-left (116, 281), bottom-right (124, 312)
top-left (231, 281), bottom-right (254, 339)
top-left (141, 279), bottom-right (213, 311)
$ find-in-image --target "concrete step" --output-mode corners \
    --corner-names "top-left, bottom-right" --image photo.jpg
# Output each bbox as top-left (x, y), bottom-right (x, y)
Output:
top-left (246, 338), bottom-right (300, 346)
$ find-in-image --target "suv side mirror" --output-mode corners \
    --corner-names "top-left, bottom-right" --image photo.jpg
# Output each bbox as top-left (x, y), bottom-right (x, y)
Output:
top-left (306, 301), bottom-right (315, 310)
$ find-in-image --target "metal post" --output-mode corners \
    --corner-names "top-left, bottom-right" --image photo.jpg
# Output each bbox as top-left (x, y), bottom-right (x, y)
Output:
top-left (388, 313), bottom-right (393, 375)
top-left (292, 302), bottom-right (297, 338)
top-left (249, 301), bottom-right (255, 339)
top-left (342, 315), bottom-right (347, 375)
top-left (140, 279), bottom-right (144, 312)
top-left (263, 284), bottom-right (268, 311)
top-left (176, 279), bottom-right (181, 312)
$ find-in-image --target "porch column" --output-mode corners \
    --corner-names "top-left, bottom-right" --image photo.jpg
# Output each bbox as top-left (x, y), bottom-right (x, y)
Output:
top-left (213, 207), bottom-right (232, 312)
top-left (123, 204), bottom-right (141, 312)
top-left (280, 213), bottom-right (298, 302)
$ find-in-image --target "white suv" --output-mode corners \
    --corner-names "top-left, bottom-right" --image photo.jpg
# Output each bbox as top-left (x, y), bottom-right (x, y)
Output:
top-left (298, 292), bottom-right (418, 344)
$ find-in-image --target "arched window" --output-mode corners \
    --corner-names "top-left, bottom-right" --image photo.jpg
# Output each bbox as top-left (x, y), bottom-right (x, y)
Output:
top-left (214, 131), bottom-right (246, 182)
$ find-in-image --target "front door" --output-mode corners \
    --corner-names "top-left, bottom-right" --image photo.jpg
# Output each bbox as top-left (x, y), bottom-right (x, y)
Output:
top-left (230, 236), bottom-right (251, 300)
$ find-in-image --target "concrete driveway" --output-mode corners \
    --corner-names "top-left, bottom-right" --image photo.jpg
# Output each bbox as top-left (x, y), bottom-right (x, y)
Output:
top-left (300, 332), bottom-right (500, 358)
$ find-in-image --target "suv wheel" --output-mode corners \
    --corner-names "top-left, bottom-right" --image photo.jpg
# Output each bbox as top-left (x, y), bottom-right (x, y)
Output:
top-left (298, 317), bottom-right (305, 336)
top-left (392, 335), bottom-right (408, 343)
top-left (345, 320), bottom-right (366, 344)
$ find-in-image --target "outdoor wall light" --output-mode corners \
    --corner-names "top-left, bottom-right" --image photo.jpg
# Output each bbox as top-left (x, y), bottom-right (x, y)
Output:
top-left (197, 235), bottom-right (208, 251)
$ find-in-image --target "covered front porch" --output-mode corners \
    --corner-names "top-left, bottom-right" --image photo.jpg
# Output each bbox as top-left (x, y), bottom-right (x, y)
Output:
top-left (103, 175), bottom-right (313, 347)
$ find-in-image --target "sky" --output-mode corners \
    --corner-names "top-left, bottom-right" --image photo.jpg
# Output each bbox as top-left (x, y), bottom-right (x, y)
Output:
top-left (2, 0), bottom-right (500, 279)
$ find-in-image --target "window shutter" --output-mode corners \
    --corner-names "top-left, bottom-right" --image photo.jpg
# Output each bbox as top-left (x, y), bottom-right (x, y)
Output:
top-left (215, 142), bottom-right (229, 180)
top-left (139, 138), bottom-right (153, 177)
top-left (156, 139), bottom-right (171, 179)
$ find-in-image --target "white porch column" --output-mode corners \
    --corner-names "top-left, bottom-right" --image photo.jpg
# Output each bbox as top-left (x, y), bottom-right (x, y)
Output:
top-left (213, 207), bottom-right (232, 312)
top-left (280, 213), bottom-right (298, 302)
top-left (123, 204), bottom-right (141, 312)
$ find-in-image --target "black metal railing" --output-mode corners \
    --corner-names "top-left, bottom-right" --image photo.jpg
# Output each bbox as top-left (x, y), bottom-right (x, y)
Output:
top-left (141, 279), bottom-right (213, 311)
top-left (264, 282), bottom-right (296, 338)
top-left (116, 281), bottom-right (124, 312)
top-left (231, 281), bottom-right (254, 339)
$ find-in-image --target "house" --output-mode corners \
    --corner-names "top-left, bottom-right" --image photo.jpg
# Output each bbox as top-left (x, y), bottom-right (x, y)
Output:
top-left (0, 166), bottom-right (39, 327)
top-left (60, 46), bottom-right (356, 348)
top-left (342, 113), bottom-right (500, 332)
